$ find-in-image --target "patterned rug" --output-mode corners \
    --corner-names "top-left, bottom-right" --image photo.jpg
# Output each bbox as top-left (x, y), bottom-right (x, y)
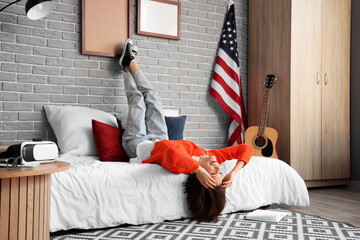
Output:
top-left (50, 209), bottom-right (360, 240)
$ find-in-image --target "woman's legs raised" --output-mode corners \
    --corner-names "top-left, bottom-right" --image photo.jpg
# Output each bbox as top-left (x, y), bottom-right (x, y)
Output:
top-left (128, 61), bottom-right (168, 140)
top-left (121, 40), bottom-right (168, 158)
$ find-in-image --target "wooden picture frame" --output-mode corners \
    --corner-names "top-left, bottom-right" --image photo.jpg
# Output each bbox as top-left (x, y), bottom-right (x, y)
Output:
top-left (137, 0), bottom-right (181, 40)
top-left (82, 0), bottom-right (132, 57)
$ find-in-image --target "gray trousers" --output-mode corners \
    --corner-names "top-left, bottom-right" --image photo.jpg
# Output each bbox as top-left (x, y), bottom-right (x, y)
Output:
top-left (122, 70), bottom-right (168, 158)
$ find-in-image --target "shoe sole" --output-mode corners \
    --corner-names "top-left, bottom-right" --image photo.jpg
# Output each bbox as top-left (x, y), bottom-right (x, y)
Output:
top-left (119, 39), bottom-right (131, 69)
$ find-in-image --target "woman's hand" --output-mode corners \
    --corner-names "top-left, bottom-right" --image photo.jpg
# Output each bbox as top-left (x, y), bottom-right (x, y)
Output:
top-left (221, 160), bottom-right (245, 189)
top-left (221, 172), bottom-right (235, 189)
top-left (194, 167), bottom-right (216, 189)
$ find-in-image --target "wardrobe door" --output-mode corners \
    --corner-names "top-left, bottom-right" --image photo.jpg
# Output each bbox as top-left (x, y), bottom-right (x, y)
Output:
top-left (321, 0), bottom-right (351, 179)
top-left (290, 0), bottom-right (322, 180)
top-left (248, 0), bottom-right (291, 163)
top-left (248, 0), bottom-right (278, 128)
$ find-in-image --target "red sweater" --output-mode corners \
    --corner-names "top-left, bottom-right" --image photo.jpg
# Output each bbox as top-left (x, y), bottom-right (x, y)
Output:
top-left (142, 140), bottom-right (254, 174)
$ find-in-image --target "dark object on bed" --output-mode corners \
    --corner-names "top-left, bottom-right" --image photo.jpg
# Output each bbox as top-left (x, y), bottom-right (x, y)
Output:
top-left (165, 116), bottom-right (187, 140)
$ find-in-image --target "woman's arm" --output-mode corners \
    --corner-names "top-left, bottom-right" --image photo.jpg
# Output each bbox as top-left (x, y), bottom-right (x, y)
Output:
top-left (209, 144), bottom-right (254, 189)
top-left (209, 144), bottom-right (254, 165)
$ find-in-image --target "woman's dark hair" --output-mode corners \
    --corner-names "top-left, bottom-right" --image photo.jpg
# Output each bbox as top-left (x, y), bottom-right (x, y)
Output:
top-left (184, 173), bottom-right (226, 222)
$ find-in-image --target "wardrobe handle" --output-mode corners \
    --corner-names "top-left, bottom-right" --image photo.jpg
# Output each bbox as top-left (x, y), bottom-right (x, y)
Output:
top-left (317, 72), bottom-right (320, 85)
top-left (325, 73), bottom-right (328, 86)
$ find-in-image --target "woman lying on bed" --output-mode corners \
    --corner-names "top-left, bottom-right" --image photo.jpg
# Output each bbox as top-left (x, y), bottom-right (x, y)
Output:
top-left (119, 39), bottom-right (254, 222)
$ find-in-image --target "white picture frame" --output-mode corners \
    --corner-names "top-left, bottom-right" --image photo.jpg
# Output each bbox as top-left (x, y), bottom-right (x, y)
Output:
top-left (137, 0), bottom-right (181, 40)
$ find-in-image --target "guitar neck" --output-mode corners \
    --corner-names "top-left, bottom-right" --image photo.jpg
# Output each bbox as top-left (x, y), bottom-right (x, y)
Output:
top-left (258, 89), bottom-right (270, 136)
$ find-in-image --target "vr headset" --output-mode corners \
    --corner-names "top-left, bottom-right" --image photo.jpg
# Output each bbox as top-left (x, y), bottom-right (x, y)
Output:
top-left (20, 141), bottom-right (58, 163)
top-left (0, 140), bottom-right (58, 163)
top-left (0, 140), bottom-right (58, 167)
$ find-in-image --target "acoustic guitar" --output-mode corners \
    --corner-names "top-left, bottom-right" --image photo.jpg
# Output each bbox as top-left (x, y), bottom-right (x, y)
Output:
top-left (245, 74), bottom-right (279, 158)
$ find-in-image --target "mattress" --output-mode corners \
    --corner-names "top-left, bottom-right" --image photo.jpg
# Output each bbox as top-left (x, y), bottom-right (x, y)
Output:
top-left (50, 155), bottom-right (309, 232)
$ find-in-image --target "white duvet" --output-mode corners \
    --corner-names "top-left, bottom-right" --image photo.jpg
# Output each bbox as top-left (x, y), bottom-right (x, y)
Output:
top-left (50, 155), bottom-right (309, 232)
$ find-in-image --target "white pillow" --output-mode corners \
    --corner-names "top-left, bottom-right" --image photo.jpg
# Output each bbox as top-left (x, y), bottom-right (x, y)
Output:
top-left (163, 109), bottom-right (179, 117)
top-left (44, 105), bottom-right (118, 156)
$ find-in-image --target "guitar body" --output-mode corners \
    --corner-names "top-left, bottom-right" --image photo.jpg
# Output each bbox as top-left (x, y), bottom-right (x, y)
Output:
top-left (245, 126), bottom-right (279, 159)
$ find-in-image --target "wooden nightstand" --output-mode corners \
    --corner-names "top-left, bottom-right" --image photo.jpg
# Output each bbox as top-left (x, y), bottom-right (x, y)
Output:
top-left (0, 148), bottom-right (70, 240)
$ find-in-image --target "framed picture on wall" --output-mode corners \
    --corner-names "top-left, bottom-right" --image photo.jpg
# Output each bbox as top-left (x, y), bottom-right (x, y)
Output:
top-left (82, 0), bottom-right (132, 57)
top-left (137, 0), bottom-right (181, 40)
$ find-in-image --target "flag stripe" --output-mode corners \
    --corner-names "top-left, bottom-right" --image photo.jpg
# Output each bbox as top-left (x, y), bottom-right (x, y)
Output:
top-left (210, 87), bottom-right (242, 125)
top-left (217, 48), bottom-right (240, 79)
top-left (210, 79), bottom-right (241, 115)
top-left (212, 72), bottom-right (242, 105)
top-left (216, 55), bottom-right (239, 86)
top-left (229, 117), bottom-right (245, 146)
top-left (210, 79), bottom-right (242, 120)
top-left (228, 118), bottom-right (240, 145)
top-left (214, 55), bottom-right (240, 90)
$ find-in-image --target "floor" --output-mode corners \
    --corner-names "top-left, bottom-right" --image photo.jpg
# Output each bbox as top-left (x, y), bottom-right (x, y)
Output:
top-left (276, 185), bottom-right (360, 227)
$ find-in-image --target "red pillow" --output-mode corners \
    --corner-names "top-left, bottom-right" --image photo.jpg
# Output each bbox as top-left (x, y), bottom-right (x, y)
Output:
top-left (92, 119), bottom-right (129, 162)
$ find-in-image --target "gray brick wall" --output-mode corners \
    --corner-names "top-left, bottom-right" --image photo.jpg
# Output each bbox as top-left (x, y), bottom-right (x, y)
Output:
top-left (0, 0), bottom-right (248, 149)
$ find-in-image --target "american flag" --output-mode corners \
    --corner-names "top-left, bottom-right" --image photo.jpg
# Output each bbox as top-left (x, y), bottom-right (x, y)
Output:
top-left (210, 2), bottom-right (247, 146)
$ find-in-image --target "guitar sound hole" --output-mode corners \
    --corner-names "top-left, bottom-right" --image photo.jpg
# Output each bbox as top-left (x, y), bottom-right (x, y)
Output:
top-left (254, 136), bottom-right (266, 148)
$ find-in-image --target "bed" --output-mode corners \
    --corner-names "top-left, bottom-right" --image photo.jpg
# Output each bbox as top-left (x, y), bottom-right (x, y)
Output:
top-left (50, 155), bottom-right (309, 232)
top-left (44, 105), bottom-right (309, 232)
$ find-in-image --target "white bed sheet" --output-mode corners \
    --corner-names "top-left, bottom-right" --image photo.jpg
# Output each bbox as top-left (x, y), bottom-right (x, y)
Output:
top-left (50, 155), bottom-right (309, 232)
